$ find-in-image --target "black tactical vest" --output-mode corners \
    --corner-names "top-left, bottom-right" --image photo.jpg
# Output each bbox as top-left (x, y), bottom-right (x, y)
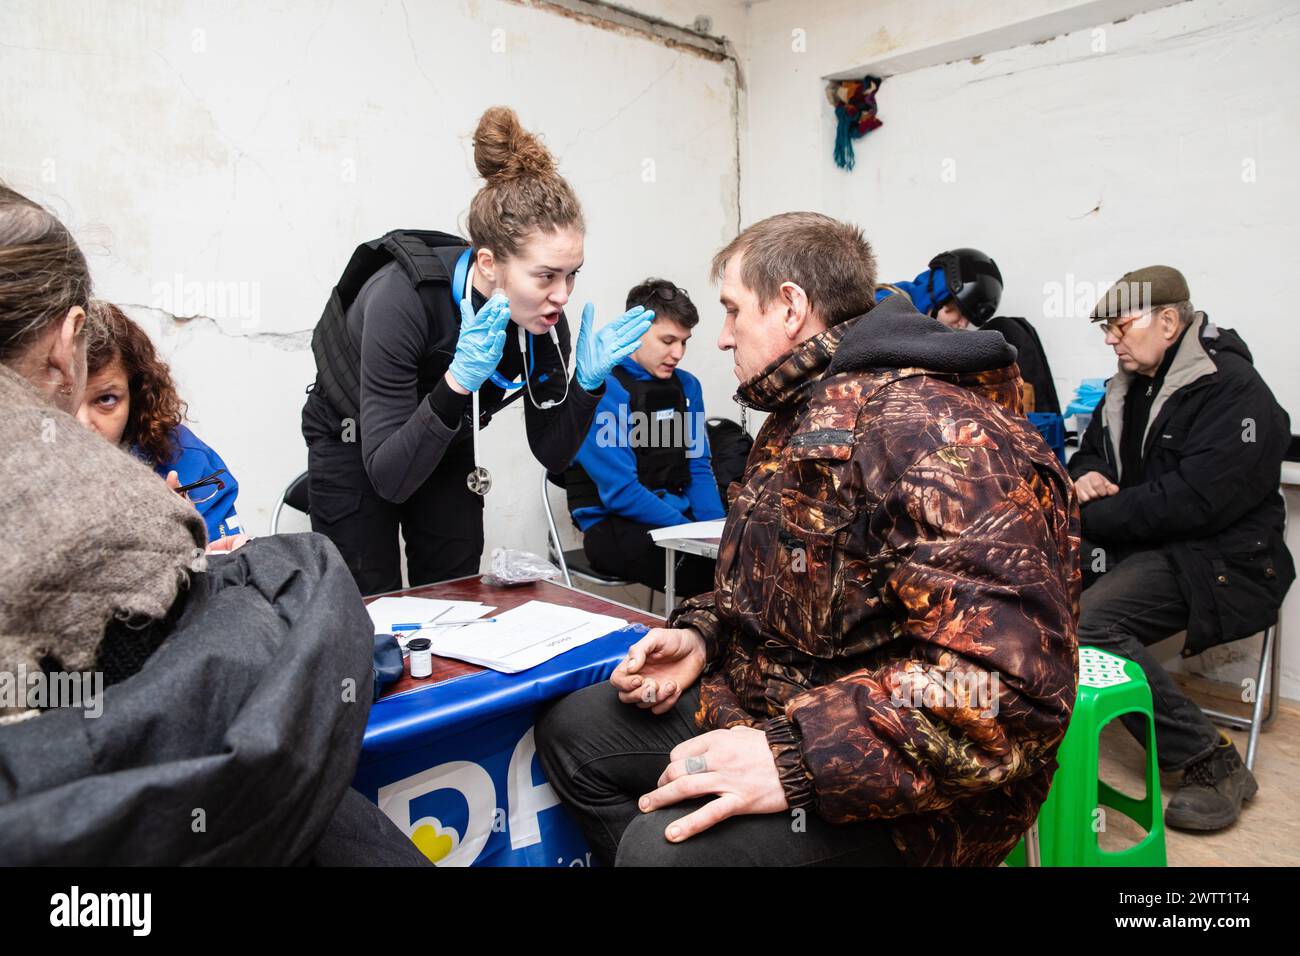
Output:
top-left (565, 365), bottom-right (692, 511)
top-left (310, 230), bottom-right (467, 421)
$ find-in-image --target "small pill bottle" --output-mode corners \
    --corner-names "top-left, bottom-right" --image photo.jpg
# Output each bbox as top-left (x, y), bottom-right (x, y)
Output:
top-left (407, 637), bottom-right (433, 679)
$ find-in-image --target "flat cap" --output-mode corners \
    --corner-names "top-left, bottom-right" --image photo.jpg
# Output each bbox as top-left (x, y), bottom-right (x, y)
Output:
top-left (1091, 265), bottom-right (1190, 320)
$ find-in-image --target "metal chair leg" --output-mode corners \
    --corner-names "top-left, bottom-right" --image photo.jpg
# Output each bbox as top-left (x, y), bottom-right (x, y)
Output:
top-left (1244, 624), bottom-right (1275, 771)
top-left (1025, 819), bottom-right (1042, 867)
top-left (1263, 616), bottom-right (1282, 729)
top-left (1201, 623), bottom-right (1279, 771)
top-left (664, 548), bottom-right (676, 612)
top-left (540, 472), bottom-right (573, 589)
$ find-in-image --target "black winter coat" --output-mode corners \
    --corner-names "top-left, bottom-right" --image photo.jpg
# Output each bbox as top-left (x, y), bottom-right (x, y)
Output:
top-left (1069, 313), bottom-right (1294, 655)
top-left (0, 533), bottom-right (424, 864)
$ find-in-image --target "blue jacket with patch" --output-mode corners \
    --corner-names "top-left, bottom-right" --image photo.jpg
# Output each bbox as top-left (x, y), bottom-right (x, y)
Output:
top-left (135, 424), bottom-right (242, 542)
top-left (570, 358), bottom-right (724, 532)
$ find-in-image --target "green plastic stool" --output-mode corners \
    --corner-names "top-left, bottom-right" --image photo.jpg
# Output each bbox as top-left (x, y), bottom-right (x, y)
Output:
top-left (1006, 646), bottom-right (1167, 866)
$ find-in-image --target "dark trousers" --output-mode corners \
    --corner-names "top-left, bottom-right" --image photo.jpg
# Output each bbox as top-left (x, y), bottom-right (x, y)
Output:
top-left (582, 514), bottom-right (715, 598)
top-left (535, 681), bottom-right (905, 866)
top-left (307, 434), bottom-right (483, 596)
top-left (1079, 546), bottom-right (1221, 770)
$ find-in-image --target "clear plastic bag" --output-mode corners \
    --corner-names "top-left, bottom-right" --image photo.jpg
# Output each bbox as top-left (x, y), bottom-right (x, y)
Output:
top-left (482, 547), bottom-right (561, 587)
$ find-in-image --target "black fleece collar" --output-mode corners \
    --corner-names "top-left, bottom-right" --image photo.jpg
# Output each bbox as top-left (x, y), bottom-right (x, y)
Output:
top-left (827, 293), bottom-right (1017, 375)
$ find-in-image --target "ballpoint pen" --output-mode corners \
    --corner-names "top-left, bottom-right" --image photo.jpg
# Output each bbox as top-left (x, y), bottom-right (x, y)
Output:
top-left (392, 618), bottom-right (497, 631)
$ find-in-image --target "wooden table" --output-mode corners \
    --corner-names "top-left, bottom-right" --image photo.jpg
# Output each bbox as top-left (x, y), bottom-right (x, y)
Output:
top-left (368, 574), bottom-right (662, 699)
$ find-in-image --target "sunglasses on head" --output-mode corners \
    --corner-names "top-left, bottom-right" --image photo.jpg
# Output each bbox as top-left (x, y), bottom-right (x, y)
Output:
top-left (639, 285), bottom-right (689, 310)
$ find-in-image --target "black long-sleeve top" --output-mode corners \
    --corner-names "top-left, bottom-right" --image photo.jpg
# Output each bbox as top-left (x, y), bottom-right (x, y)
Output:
top-left (302, 260), bottom-right (603, 503)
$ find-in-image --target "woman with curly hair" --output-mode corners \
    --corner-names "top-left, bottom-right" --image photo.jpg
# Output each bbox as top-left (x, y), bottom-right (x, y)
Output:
top-left (78, 300), bottom-right (242, 542)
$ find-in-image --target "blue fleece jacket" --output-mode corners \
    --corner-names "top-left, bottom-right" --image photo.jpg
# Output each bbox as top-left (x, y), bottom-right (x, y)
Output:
top-left (134, 423), bottom-right (242, 542)
top-left (570, 357), bottom-right (724, 532)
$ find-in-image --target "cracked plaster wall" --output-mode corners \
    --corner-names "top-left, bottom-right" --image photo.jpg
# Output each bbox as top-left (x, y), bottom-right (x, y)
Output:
top-left (1, 0), bottom-right (742, 578)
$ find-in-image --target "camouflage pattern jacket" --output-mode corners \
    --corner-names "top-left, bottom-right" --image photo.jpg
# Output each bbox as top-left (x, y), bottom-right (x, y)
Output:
top-left (669, 294), bottom-right (1080, 866)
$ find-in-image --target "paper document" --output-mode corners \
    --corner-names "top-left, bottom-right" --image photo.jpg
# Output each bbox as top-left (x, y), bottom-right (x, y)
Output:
top-left (426, 600), bottom-right (627, 673)
top-left (649, 519), bottom-right (725, 543)
top-left (367, 596), bottom-right (495, 635)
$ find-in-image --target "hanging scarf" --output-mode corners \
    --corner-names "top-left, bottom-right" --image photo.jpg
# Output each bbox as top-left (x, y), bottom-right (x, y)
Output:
top-left (829, 75), bottom-right (884, 171)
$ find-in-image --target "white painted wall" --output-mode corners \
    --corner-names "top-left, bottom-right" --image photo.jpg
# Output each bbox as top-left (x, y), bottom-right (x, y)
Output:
top-left (738, 0), bottom-right (1300, 698)
top-left (0, 0), bottom-right (743, 573)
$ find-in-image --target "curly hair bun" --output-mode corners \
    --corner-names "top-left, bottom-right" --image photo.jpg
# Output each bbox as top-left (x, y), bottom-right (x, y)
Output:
top-left (473, 106), bottom-right (557, 183)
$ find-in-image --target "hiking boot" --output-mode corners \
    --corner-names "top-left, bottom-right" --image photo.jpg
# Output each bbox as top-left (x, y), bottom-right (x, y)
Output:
top-left (1165, 732), bottom-right (1258, 832)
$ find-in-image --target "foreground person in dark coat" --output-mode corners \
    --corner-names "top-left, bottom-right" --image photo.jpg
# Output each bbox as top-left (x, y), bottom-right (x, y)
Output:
top-left (0, 183), bottom-right (425, 865)
top-left (1070, 264), bottom-right (1294, 832)
top-left (0, 370), bottom-right (427, 865)
top-left (0, 531), bottom-right (428, 866)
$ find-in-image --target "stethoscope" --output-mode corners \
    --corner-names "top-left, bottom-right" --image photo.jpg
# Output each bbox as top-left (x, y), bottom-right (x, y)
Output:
top-left (452, 248), bottom-right (572, 496)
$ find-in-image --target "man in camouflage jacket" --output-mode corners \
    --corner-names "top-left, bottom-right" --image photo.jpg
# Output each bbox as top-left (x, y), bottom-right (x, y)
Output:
top-left (537, 213), bottom-right (1079, 866)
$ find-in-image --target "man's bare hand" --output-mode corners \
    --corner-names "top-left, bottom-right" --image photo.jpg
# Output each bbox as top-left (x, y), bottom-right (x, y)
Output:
top-left (1075, 470), bottom-right (1120, 503)
top-left (610, 627), bottom-right (706, 715)
top-left (639, 726), bottom-right (789, 842)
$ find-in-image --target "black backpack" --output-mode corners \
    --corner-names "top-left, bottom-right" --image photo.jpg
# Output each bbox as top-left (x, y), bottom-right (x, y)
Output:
top-left (310, 229), bottom-right (466, 421)
top-left (706, 417), bottom-right (753, 508)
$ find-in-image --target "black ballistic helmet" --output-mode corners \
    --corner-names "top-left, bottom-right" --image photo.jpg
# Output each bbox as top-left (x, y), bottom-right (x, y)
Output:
top-left (928, 248), bottom-right (1003, 326)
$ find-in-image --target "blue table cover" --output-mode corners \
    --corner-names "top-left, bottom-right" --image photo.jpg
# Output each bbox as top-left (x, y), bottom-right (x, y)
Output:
top-left (354, 623), bottom-right (648, 866)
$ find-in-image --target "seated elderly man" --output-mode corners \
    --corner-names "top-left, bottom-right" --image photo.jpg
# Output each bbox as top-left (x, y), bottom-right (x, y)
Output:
top-left (536, 212), bottom-right (1080, 867)
top-left (1070, 266), bottom-right (1293, 832)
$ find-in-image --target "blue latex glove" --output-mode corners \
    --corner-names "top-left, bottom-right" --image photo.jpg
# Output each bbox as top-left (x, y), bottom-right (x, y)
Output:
top-left (574, 303), bottom-right (655, 391)
top-left (447, 293), bottom-right (511, 392)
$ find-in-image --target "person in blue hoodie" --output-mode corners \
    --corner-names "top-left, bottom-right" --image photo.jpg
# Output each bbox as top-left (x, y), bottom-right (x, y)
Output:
top-left (564, 279), bottom-right (724, 597)
top-left (77, 302), bottom-right (243, 543)
top-left (876, 248), bottom-right (1002, 328)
